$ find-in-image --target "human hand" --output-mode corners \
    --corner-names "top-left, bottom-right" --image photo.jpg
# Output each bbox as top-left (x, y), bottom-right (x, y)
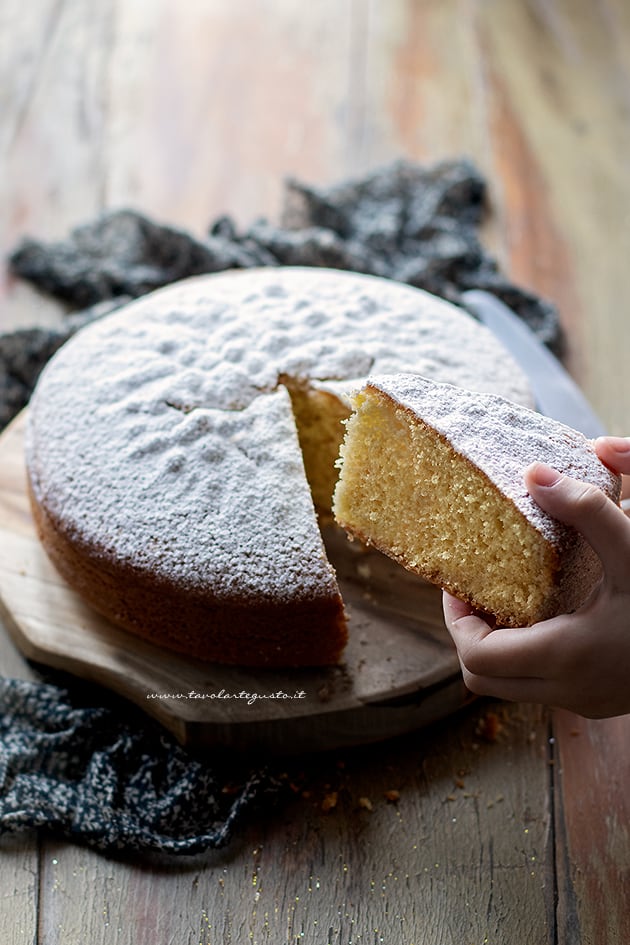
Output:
top-left (442, 436), bottom-right (630, 718)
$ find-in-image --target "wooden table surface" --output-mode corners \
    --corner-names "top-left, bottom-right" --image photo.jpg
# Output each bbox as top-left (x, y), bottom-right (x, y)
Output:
top-left (2, 1), bottom-right (630, 942)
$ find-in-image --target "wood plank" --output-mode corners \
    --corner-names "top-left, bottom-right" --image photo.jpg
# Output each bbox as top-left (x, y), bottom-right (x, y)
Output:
top-left (36, 701), bottom-right (554, 945)
top-left (0, 834), bottom-right (39, 945)
top-left (359, 0), bottom-right (503, 267)
top-left (553, 709), bottom-right (630, 944)
top-left (0, 0), bottom-right (357, 329)
top-left (352, 0), bottom-right (630, 432)
top-left (473, 6), bottom-right (584, 359)
top-left (476, 0), bottom-right (630, 431)
top-left (0, 0), bottom-right (115, 330)
top-left (104, 0), bottom-right (355, 234)
top-left (362, 0), bottom-right (495, 168)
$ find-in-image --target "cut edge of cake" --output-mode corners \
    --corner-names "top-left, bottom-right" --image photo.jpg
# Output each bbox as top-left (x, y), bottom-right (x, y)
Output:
top-left (332, 373), bottom-right (621, 628)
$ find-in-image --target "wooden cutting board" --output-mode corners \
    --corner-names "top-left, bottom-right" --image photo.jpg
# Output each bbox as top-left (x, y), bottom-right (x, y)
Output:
top-left (0, 412), bottom-right (472, 753)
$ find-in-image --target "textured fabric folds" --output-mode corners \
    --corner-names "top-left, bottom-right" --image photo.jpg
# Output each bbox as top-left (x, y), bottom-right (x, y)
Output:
top-left (0, 677), bottom-right (277, 854)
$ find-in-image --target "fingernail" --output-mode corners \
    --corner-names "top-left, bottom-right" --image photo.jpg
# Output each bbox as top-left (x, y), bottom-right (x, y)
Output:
top-left (529, 462), bottom-right (562, 487)
top-left (603, 436), bottom-right (630, 454)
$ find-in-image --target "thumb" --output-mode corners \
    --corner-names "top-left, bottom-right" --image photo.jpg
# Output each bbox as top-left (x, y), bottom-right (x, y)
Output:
top-left (524, 462), bottom-right (629, 582)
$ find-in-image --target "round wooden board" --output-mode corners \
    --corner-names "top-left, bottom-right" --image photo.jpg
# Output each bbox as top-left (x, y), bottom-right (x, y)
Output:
top-left (0, 412), bottom-right (472, 753)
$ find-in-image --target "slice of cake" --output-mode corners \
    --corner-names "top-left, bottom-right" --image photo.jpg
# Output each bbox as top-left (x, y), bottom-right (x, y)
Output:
top-left (333, 373), bottom-right (621, 627)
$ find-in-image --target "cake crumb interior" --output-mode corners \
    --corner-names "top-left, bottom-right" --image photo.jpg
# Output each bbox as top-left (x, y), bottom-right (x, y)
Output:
top-left (333, 386), bottom-right (555, 624)
top-left (281, 376), bottom-right (350, 511)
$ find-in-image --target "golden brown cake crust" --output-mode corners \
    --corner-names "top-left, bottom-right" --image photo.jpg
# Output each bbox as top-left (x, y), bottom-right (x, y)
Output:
top-left (28, 479), bottom-right (347, 667)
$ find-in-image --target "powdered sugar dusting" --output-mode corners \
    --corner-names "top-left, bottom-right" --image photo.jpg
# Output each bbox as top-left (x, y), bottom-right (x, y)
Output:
top-left (367, 373), bottom-right (621, 545)
top-left (27, 268), bottom-right (533, 603)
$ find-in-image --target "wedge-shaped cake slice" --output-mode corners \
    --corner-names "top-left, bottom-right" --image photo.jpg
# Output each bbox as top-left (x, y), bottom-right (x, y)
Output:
top-left (333, 374), bottom-right (621, 627)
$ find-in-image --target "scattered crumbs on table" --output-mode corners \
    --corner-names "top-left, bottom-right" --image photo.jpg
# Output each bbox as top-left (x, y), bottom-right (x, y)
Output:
top-left (475, 709), bottom-right (503, 743)
top-left (486, 794), bottom-right (505, 809)
top-left (321, 791), bottom-right (338, 813)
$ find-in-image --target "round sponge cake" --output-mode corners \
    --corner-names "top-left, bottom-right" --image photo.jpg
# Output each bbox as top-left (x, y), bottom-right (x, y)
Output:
top-left (25, 267), bottom-right (533, 666)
